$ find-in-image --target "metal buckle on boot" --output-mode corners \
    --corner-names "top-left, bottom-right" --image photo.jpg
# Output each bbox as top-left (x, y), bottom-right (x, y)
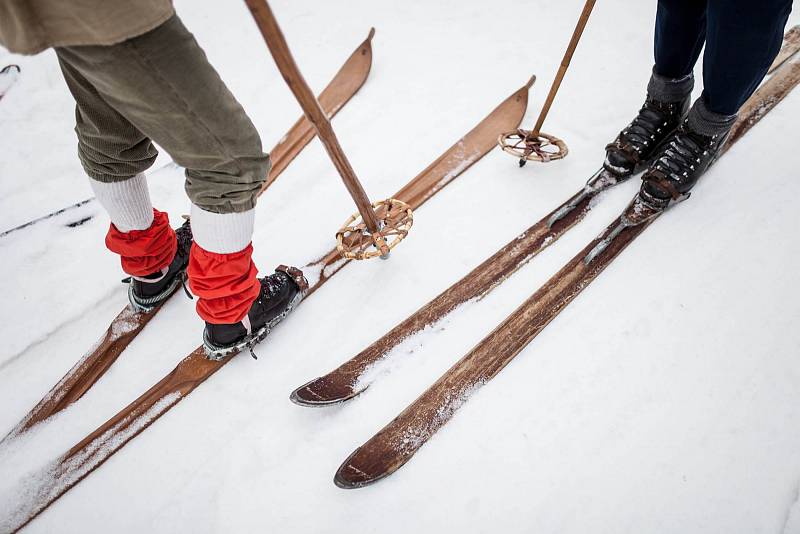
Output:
top-left (276, 265), bottom-right (309, 293)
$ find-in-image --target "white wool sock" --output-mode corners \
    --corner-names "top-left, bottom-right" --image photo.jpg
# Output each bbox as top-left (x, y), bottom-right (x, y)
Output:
top-left (190, 204), bottom-right (255, 254)
top-left (89, 173), bottom-right (154, 232)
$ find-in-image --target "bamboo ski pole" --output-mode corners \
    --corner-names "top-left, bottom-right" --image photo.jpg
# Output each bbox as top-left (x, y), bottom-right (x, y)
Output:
top-left (528, 0), bottom-right (596, 140)
top-left (244, 0), bottom-right (390, 257)
top-left (498, 0), bottom-right (596, 165)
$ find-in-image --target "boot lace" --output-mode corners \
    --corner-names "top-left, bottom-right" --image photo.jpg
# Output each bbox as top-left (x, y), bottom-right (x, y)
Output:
top-left (260, 271), bottom-right (289, 301)
top-left (618, 101), bottom-right (675, 153)
top-left (652, 129), bottom-right (710, 182)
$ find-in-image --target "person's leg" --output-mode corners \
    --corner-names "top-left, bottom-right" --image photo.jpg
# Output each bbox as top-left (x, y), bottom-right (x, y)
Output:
top-left (653, 0), bottom-right (708, 79)
top-left (56, 54), bottom-right (180, 286)
top-left (649, 0), bottom-right (710, 107)
top-left (55, 14), bottom-right (269, 324)
top-left (603, 0), bottom-right (707, 176)
top-left (701, 0), bottom-right (793, 116)
top-left (639, 0), bottom-right (794, 208)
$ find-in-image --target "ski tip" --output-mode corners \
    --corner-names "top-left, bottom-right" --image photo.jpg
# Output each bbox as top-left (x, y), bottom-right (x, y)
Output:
top-left (289, 379), bottom-right (362, 407)
top-left (333, 449), bottom-right (381, 489)
top-left (524, 74), bottom-right (537, 90)
top-left (333, 469), bottom-right (362, 489)
top-left (366, 27), bottom-right (376, 42)
top-left (1, 64), bottom-right (20, 74)
top-left (288, 383), bottom-right (325, 406)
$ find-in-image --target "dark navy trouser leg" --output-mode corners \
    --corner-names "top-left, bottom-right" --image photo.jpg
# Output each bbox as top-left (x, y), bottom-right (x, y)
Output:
top-left (702, 0), bottom-right (793, 114)
top-left (654, 0), bottom-right (707, 79)
top-left (654, 0), bottom-right (793, 115)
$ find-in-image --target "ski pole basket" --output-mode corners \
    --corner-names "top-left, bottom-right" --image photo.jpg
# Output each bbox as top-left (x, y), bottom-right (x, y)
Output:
top-left (498, 130), bottom-right (569, 163)
top-left (336, 198), bottom-right (414, 260)
top-left (498, 0), bottom-right (596, 167)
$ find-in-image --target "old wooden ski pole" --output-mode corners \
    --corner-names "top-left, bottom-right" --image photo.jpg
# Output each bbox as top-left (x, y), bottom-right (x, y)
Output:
top-left (499, 0), bottom-right (597, 165)
top-left (244, 0), bottom-right (394, 258)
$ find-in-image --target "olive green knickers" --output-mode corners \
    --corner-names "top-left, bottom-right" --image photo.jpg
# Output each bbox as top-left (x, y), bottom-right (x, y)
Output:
top-left (55, 14), bottom-right (269, 214)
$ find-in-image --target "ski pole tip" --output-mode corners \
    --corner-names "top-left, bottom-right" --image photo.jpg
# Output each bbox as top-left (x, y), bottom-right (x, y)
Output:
top-left (524, 74), bottom-right (537, 89)
top-left (367, 27), bottom-right (376, 42)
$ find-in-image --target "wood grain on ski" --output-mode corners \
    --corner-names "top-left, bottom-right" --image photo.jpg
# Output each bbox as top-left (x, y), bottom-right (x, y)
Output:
top-left (291, 169), bottom-right (622, 405)
top-left (7, 76), bottom-right (536, 532)
top-left (1, 30), bottom-right (376, 445)
top-left (335, 216), bottom-right (651, 489)
top-left (296, 26), bottom-right (800, 409)
top-left (334, 47), bottom-right (800, 490)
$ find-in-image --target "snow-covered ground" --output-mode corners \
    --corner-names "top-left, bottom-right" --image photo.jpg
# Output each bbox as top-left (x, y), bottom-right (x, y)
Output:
top-left (1, 1), bottom-right (799, 532)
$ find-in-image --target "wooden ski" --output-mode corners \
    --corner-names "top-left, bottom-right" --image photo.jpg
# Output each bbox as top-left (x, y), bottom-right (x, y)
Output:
top-left (6, 75), bottom-right (536, 532)
top-left (334, 47), bottom-right (800, 490)
top-left (770, 24), bottom-right (800, 74)
top-left (290, 167), bottom-right (624, 405)
top-left (293, 26), bottom-right (800, 408)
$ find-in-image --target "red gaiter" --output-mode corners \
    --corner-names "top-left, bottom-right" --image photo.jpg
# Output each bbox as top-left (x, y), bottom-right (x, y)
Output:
top-left (105, 209), bottom-right (176, 277)
top-left (188, 243), bottom-right (261, 324)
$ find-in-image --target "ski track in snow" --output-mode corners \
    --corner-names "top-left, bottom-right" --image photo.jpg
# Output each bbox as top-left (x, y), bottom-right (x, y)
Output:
top-left (0, 393), bottom-right (181, 534)
top-left (0, 285), bottom-right (120, 374)
top-left (782, 480), bottom-right (800, 534)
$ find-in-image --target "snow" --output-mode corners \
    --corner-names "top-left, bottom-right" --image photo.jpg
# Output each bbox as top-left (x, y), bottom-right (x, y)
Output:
top-left (0, 73), bottom-right (18, 107)
top-left (354, 299), bottom-right (475, 394)
top-left (1, 1), bottom-right (799, 533)
top-left (0, 392), bottom-right (181, 534)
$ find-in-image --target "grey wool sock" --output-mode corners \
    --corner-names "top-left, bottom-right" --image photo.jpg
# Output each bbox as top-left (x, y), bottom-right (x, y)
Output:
top-left (647, 67), bottom-right (694, 102)
top-left (687, 96), bottom-right (738, 137)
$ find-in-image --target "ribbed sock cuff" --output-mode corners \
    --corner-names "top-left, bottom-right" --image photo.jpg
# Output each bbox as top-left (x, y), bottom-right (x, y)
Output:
top-left (687, 95), bottom-right (738, 137)
top-left (89, 173), bottom-right (154, 232)
top-left (647, 67), bottom-right (694, 102)
top-left (190, 204), bottom-right (255, 254)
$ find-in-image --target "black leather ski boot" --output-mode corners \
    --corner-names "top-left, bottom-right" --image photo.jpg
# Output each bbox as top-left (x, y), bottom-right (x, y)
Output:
top-left (203, 265), bottom-right (308, 360)
top-left (128, 219), bottom-right (193, 312)
top-left (639, 118), bottom-right (732, 209)
top-left (604, 94), bottom-right (690, 177)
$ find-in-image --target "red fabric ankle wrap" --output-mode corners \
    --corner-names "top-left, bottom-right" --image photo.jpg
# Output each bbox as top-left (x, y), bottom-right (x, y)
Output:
top-left (188, 243), bottom-right (261, 324)
top-left (105, 209), bottom-right (177, 277)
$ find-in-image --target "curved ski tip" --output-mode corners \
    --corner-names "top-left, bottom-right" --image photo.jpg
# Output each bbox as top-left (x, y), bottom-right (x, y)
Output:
top-left (333, 469), bottom-right (361, 489)
top-left (334, 449), bottom-right (381, 489)
top-left (289, 383), bottom-right (325, 407)
top-left (289, 379), bottom-right (364, 407)
top-left (524, 74), bottom-right (537, 90)
top-left (367, 27), bottom-right (376, 42)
